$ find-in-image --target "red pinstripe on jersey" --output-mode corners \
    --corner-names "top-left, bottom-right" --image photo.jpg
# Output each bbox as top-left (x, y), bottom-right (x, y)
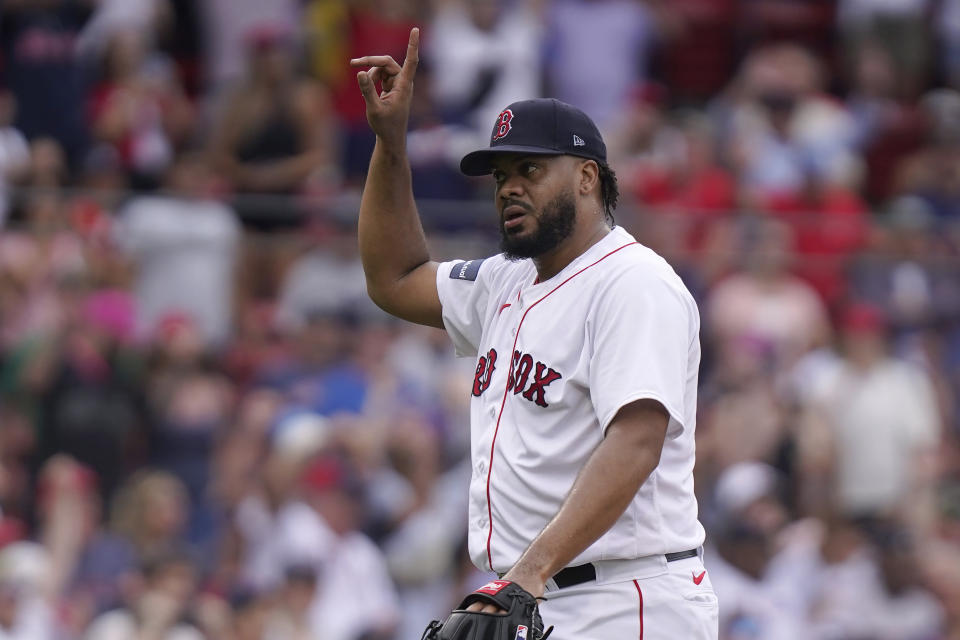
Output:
top-left (483, 241), bottom-right (639, 571)
top-left (633, 580), bottom-right (644, 639)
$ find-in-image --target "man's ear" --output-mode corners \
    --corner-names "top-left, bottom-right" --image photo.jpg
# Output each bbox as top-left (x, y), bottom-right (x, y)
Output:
top-left (579, 159), bottom-right (599, 197)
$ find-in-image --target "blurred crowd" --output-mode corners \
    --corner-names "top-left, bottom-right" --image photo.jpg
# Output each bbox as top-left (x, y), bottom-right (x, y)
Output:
top-left (1, 0), bottom-right (960, 639)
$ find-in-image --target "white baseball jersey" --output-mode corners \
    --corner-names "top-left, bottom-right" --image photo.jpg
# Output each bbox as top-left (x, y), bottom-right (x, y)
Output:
top-left (436, 226), bottom-right (705, 574)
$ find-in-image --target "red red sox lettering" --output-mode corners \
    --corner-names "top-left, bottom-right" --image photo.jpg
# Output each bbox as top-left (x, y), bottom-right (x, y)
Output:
top-left (472, 348), bottom-right (563, 407)
top-left (472, 348), bottom-right (498, 396)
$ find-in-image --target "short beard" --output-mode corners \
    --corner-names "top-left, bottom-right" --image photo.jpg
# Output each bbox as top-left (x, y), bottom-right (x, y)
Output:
top-left (499, 190), bottom-right (577, 261)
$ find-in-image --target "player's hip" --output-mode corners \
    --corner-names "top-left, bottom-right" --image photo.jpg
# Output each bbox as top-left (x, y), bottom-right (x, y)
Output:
top-left (537, 553), bottom-right (718, 640)
top-left (473, 510), bottom-right (707, 575)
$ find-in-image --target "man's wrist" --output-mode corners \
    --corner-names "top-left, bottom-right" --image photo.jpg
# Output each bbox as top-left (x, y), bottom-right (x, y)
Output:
top-left (376, 133), bottom-right (407, 156)
top-left (508, 556), bottom-right (554, 590)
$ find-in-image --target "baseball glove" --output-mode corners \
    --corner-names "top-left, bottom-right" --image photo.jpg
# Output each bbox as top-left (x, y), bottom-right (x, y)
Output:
top-left (421, 580), bottom-right (553, 640)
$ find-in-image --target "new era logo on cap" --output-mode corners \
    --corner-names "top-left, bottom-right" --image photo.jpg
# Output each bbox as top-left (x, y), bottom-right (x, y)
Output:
top-left (460, 98), bottom-right (607, 176)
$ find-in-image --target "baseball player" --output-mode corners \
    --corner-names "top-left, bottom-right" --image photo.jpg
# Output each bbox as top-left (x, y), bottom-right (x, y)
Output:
top-left (351, 28), bottom-right (718, 640)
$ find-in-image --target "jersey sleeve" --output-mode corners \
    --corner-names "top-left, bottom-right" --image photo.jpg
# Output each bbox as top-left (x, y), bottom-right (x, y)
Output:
top-left (435, 257), bottom-right (495, 357)
top-left (588, 268), bottom-right (697, 436)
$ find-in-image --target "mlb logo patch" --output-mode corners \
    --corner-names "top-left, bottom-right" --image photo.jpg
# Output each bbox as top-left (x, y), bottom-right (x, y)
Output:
top-left (476, 580), bottom-right (511, 595)
top-left (515, 625), bottom-right (528, 640)
top-left (449, 259), bottom-right (484, 281)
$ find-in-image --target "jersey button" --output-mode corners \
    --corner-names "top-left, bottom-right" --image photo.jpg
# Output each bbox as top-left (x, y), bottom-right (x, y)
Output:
top-left (477, 459), bottom-right (486, 473)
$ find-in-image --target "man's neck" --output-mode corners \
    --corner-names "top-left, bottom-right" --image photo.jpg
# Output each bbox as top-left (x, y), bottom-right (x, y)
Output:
top-left (533, 221), bottom-right (612, 282)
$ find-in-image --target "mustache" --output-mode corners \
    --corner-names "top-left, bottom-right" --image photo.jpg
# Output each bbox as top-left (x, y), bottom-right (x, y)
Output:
top-left (500, 199), bottom-right (534, 215)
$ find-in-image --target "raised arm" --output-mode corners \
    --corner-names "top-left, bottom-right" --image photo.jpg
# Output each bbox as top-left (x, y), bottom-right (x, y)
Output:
top-left (351, 28), bottom-right (444, 328)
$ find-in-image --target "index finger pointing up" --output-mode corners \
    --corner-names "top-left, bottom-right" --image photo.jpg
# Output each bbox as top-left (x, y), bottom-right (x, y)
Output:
top-left (400, 27), bottom-right (420, 81)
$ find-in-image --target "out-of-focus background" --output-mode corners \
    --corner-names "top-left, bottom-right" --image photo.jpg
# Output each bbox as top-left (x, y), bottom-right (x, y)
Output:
top-left (0, 0), bottom-right (959, 638)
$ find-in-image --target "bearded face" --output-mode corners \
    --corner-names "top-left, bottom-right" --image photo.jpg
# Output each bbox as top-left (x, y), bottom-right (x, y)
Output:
top-left (499, 187), bottom-right (577, 261)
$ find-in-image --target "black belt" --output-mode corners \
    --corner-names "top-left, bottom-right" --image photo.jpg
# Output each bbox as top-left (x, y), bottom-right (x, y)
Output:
top-left (552, 548), bottom-right (700, 589)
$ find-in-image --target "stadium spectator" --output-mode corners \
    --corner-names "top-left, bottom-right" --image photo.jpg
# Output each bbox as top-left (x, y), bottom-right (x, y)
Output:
top-left (894, 89), bottom-right (960, 221)
top-left (87, 29), bottom-right (194, 189)
top-left (199, 0), bottom-right (300, 90)
top-left (838, 0), bottom-right (933, 98)
top-left (723, 45), bottom-right (859, 210)
top-left (208, 24), bottom-right (336, 227)
top-left (941, 0), bottom-right (960, 91)
top-left (544, 0), bottom-right (658, 132)
top-left (23, 138), bottom-right (69, 191)
top-left (426, 0), bottom-right (543, 139)
top-left (615, 105), bottom-right (737, 264)
top-left (115, 152), bottom-right (240, 346)
top-left (231, 409), bottom-right (330, 591)
top-left (144, 348), bottom-right (234, 548)
top-left (32, 288), bottom-right (145, 503)
top-left (275, 219), bottom-right (368, 332)
top-left (261, 566), bottom-right (318, 640)
top-left (328, 0), bottom-right (419, 182)
top-left (256, 307), bottom-right (366, 416)
top-left (845, 40), bottom-right (927, 204)
top-left (657, 0), bottom-right (737, 103)
top-left (856, 523), bottom-right (946, 639)
top-left (76, 0), bottom-right (172, 60)
top-left (376, 416), bottom-right (471, 639)
top-left (0, 92), bottom-right (30, 228)
top-left (0, 0), bottom-right (92, 165)
top-left (109, 471), bottom-right (192, 565)
top-left (848, 196), bottom-right (960, 331)
top-left (83, 546), bottom-right (205, 640)
top-left (227, 589), bottom-right (272, 640)
top-left (706, 218), bottom-right (830, 372)
top-left (237, 453), bottom-right (400, 640)
top-left (0, 406), bottom-right (34, 530)
top-left (0, 542), bottom-right (55, 640)
top-left (739, 0), bottom-right (835, 54)
top-left (706, 462), bottom-right (804, 639)
top-left (801, 303), bottom-right (941, 522)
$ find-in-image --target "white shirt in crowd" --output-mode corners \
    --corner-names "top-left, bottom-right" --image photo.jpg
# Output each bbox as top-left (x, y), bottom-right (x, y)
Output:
top-left (428, 3), bottom-right (543, 140)
top-left (706, 552), bottom-right (805, 640)
top-left (546, 0), bottom-right (654, 131)
top-left (0, 597), bottom-right (54, 640)
top-left (115, 195), bottom-right (240, 346)
top-left (0, 126), bottom-right (29, 228)
top-left (236, 499), bottom-right (400, 640)
top-left (807, 357), bottom-right (940, 514)
top-left (436, 226), bottom-right (704, 574)
top-left (275, 249), bottom-right (369, 329)
top-left (84, 611), bottom-right (203, 640)
top-left (200, 0), bottom-right (300, 89)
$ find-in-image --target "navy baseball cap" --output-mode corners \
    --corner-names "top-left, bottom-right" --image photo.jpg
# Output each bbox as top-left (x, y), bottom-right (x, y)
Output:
top-left (460, 98), bottom-right (607, 176)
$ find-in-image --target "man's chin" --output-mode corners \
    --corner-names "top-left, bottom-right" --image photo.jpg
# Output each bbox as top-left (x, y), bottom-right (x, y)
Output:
top-left (500, 234), bottom-right (544, 261)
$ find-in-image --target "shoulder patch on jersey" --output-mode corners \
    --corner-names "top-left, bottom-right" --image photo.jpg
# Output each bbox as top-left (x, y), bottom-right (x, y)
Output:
top-left (449, 259), bottom-right (485, 282)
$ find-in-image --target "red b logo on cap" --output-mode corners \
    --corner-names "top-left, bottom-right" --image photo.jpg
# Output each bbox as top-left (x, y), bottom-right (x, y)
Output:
top-left (493, 109), bottom-right (513, 141)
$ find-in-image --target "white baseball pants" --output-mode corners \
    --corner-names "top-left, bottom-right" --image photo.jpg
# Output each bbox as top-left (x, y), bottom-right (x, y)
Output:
top-left (538, 554), bottom-right (719, 640)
